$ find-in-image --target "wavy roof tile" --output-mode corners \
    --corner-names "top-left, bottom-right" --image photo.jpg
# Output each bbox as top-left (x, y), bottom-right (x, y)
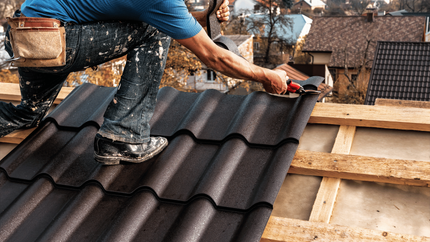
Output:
top-left (0, 77), bottom-right (323, 241)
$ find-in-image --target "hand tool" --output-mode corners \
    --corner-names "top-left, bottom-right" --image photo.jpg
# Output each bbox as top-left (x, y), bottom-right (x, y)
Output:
top-left (206, 0), bottom-right (241, 56)
top-left (271, 80), bottom-right (321, 98)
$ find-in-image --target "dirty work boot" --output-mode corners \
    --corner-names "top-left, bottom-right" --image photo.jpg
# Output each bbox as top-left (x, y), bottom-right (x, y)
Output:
top-left (93, 134), bottom-right (168, 165)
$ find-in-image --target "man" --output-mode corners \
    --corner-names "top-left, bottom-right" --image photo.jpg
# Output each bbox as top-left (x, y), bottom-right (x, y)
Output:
top-left (1, 0), bottom-right (290, 165)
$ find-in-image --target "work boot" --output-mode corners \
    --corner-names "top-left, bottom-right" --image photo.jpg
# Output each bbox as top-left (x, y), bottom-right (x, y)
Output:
top-left (93, 134), bottom-right (168, 165)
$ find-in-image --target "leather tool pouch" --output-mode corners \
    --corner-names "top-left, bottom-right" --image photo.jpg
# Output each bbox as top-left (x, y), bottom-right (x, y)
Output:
top-left (7, 17), bottom-right (66, 67)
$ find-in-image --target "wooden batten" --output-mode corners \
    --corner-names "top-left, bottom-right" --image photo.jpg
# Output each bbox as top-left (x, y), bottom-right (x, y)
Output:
top-left (261, 216), bottom-right (430, 242)
top-left (289, 150), bottom-right (430, 187)
top-left (0, 83), bottom-right (74, 144)
top-left (375, 98), bottom-right (430, 109)
top-left (0, 83), bottom-right (74, 104)
top-left (309, 102), bottom-right (430, 132)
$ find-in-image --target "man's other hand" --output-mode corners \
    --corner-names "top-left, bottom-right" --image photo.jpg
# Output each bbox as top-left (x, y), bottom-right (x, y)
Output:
top-left (217, 0), bottom-right (230, 22)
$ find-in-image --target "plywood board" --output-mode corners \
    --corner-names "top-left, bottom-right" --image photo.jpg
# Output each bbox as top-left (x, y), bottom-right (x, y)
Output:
top-left (331, 180), bottom-right (430, 237)
top-left (350, 128), bottom-right (430, 162)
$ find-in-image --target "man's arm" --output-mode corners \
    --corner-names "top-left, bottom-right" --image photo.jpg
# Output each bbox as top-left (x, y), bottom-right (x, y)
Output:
top-left (176, 29), bottom-right (288, 94)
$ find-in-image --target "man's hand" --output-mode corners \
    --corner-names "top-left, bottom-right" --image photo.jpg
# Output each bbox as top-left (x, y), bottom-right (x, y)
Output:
top-left (262, 69), bottom-right (288, 94)
top-left (190, 0), bottom-right (230, 27)
top-left (217, 0), bottom-right (230, 22)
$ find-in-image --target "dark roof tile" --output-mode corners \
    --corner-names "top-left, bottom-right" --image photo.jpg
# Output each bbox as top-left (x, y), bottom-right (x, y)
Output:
top-left (365, 41), bottom-right (430, 105)
top-left (0, 174), bottom-right (271, 242)
top-left (0, 78), bottom-right (323, 241)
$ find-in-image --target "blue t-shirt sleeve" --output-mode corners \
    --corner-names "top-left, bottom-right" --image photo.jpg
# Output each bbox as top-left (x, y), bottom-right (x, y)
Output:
top-left (140, 1), bottom-right (202, 40)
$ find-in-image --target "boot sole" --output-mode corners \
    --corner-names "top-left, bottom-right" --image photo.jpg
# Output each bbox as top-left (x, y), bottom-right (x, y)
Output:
top-left (94, 139), bottom-right (168, 165)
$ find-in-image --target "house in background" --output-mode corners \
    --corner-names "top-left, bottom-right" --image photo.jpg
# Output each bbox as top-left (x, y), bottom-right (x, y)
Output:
top-left (301, 13), bottom-right (426, 98)
top-left (233, 0), bottom-right (282, 16)
top-left (365, 41), bottom-right (430, 105)
top-left (290, 0), bottom-right (327, 14)
top-left (186, 35), bottom-right (254, 92)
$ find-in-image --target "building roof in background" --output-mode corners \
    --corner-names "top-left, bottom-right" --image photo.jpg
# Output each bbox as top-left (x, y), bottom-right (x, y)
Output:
top-left (224, 34), bottom-right (253, 47)
top-left (293, 0), bottom-right (327, 8)
top-left (303, 16), bottom-right (426, 68)
top-left (365, 41), bottom-right (430, 105)
top-left (278, 63), bottom-right (309, 80)
top-left (0, 77), bottom-right (323, 241)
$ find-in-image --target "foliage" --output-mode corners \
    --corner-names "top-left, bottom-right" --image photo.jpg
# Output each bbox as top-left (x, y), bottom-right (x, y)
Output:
top-left (292, 35), bottom-right (311, 64)
top-left (161, 39), bottom-right (202, 92)
top-left (0, 0), bottom-right (24, 19)
top-left (331, 66), bottom-right (369, 104)
top-left (65, 57), bottom-right (126, 88)
top-left (0, 69), bottom-right (19, 83)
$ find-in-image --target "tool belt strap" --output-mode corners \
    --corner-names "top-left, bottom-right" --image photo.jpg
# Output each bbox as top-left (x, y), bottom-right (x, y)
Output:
top-left (7, 17), bottom-right (66, 67)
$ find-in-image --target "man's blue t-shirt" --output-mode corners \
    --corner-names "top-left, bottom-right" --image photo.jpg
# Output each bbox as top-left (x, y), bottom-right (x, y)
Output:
top-left (21, 0), bottom-right (202, 40)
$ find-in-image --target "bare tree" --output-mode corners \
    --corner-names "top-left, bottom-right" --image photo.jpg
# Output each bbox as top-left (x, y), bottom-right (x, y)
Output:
top-left (332, 21), bottom-right (380, 104)
top-left (349, 0), bottom-right (373, 15)
top-left (394, 0), bottom-right (429, 12)
top-left (245, 0), bottom-right (294, 67)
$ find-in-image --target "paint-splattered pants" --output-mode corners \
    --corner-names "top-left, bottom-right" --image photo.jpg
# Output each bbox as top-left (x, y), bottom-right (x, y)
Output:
top-left (2, 18), bottom-right (171, 143)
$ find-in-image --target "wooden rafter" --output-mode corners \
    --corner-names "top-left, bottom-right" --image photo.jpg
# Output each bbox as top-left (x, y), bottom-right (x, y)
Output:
top-left (308, 125), bottom-right (355, 223)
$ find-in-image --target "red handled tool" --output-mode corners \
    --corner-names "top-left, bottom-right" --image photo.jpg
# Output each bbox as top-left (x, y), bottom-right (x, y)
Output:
top-left (284, 80), bottom-right (321, 98)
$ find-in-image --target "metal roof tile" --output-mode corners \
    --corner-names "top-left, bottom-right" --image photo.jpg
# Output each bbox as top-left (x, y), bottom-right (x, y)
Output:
top-left (0, 77), bottom-right (322, 241)
top-left (0, 175), bottom-right (271, 242)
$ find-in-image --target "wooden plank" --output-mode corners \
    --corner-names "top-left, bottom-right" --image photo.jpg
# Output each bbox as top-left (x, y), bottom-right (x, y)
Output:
top-left (0, 128), bottom-right (36, 144)
top-left (308, 177), bottom-right (341, 223)
top-left (0, 83), bottom-right (74, 104)
top-left (0, 83), bottom-right (75, 144)
top-left (260, 216), bottom-right (430, 242)
top-left (308, 103), bottom-right (430, 132)
top-left (375, 98), bottom-right (430, 109)
top-left (308, 126), bottom-right (356, 223)
top-left (330, 125), bottom-right (356, 155)
top-left (288, 150), bottom-right (430, 187)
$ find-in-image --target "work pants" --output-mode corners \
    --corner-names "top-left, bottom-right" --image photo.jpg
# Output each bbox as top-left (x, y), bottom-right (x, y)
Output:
top-left (1, 12), bottom-right (171, 144)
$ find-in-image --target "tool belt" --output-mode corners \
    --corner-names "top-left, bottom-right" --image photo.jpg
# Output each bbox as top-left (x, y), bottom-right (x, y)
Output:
top-left (7, 17), bottom-right (66, 67)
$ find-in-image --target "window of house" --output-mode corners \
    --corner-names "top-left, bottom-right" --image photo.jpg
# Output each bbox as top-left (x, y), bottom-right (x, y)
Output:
top-left (254, 42), bottom-right (260, 51)
top-left (254, 5), bottom-right (261, 14)
top-left (329, 68), bottom-right (337, 82)
top-left (206, 70), bottom-right (216, 83)
top-left (427, 17), bottom-right (430, 33)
